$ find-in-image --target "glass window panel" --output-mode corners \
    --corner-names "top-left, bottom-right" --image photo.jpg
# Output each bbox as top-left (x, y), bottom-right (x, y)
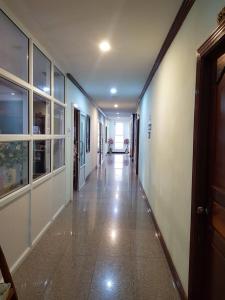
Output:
top-left (115, 136), bottom-right (123, 143)
top-left (33, 140), bottom-right (51, 180)
top-left (0, 77), bottom-right (28, 134)
top-left (54, 66), bottom-right (65, 102)
top-left (115, 143), bottom-right (123, 150)
top-left (54, 139), bottom-right (65, 170)
top-left (54, 103), bottom-right (65, 134)
top-left (0, 141), bottom-right (29, 198)
top-left (0, 10), bottom-right (28, 81)
top-left (115, 123), bottom-right (123, 135)
top-left (33, 93), bottom-right (51, 134)
top-left (33, 45), bottom-right (51, 94)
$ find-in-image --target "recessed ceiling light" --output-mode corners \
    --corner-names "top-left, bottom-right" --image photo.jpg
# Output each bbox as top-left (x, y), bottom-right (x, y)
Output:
top-left (116, 112), bottom-right (120, 115)
top-left (99, 40), bottom-right (111, 52)
top-left (114, 104), bottom-right (118, 108)
top-left (11, 92), bottom-right (15, 96)
top-left (110, 87), bottom-right (117, 95)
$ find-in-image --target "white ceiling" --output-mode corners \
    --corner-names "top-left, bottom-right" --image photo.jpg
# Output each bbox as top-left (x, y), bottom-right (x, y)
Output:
top-left (3, 0), bottom-right (182, 117)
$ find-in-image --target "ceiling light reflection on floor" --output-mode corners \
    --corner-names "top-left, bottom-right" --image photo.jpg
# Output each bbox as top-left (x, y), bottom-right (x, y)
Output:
top-left (110, 87), bottom-right (117, 95)
top-left (99, 40), bottom-right (111, 52)
top-left (106, 279), bottom-right (114, 290)
top-left (113, 207), bottom-right (118, 214)
top-left (110, 229), bottom-right (117, 241)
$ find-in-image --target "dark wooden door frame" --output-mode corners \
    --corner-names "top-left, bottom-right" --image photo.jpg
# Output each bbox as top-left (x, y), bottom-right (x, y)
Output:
top-left (73, 108), bottom-right (80, 191)
top-left (189, 21), bottom-right (225, 299)
top-left (131, 113), bottom-right (136, 161)
top-left (136, 117), bottom-right (140, 175)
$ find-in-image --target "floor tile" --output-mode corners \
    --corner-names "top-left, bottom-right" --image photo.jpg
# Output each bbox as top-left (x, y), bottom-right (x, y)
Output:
top-left (13, 154), bottom-right (181, 300)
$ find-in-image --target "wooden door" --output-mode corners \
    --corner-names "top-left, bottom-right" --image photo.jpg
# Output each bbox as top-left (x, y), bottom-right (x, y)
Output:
top-left (204, 52), bottom-right (225, 300)
top-left (99, 122), bottom-right (103, 165)
top-left (189, 23), bottom-right (225, 300)
top-left (136, 118), bottom-right (140, 175)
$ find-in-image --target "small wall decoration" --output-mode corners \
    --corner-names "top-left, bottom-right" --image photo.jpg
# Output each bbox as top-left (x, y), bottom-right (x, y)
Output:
top-left (218, 7), bottom-right (225, 25)
top-left (86, 115), bottom-right (91, 153)
top-left (148, 121), bottom-right (152, 139)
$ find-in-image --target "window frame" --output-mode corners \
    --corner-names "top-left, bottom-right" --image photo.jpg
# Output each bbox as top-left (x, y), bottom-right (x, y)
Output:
top-left (0, 76), bottom-right (29, 135)
top-left (0, 7), bottom-right (66, 203)
top-left (0, 9), bottom-right (29, 82)
top-left (114, 122), bottom-right (124, 150)
top-left (33, 139), bottom-right (51, 181)
top-left (33, 44), bottom-right (52, 95)
top-left (54, 65), bottom-right (65, 103)
top-left (53, 138), bottom-right (65, 171)
top-left (33, 93), bottom-right (51, 135)
top-left (0, 140), bottom-right (29, 199)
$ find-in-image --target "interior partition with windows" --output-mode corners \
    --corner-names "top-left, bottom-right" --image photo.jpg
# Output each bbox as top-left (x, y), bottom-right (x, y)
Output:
top-left (0, 9), bottom-right (66, 199)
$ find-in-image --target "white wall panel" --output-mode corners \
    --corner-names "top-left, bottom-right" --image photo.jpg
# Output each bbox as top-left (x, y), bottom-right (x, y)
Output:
top-left (0, 192), bottom-right (30, 268)
top-left (52, 170), bottom-right (66, 216)
top-left (31, 179), bottom-right (52, 243)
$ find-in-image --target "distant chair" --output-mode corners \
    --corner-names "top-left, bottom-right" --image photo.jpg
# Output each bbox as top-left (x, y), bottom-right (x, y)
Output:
top-left (0, 246), bottom-right (18, 300)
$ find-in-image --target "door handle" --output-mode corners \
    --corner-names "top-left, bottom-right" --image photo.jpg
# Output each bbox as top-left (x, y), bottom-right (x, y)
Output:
top-left (196, 206), bottom-right (208, 215)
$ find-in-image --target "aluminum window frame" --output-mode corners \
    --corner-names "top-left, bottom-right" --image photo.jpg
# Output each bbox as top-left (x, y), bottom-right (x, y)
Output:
top-left (0, 6), bottom-right (66, 206)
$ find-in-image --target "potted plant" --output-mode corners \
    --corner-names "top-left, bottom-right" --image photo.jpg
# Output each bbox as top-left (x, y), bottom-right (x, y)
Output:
top-left (124, 138), bottom-right (129, 154)
top-left (108, 138), bottom-right (113, 154)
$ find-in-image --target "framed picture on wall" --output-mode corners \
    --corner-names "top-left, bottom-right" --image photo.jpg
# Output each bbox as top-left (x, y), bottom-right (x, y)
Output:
top-left (86, 115), bottom-right (90, 153)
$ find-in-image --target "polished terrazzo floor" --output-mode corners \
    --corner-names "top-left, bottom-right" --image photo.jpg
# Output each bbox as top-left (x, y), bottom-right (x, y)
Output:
top-left (13, 154), bottom-right (180, 299)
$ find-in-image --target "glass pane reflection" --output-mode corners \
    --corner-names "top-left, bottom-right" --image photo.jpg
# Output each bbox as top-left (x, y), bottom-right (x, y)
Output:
top-left (0, 10), bottom-right (29, 81)
top-left (33, 93), bottom-right (51, 134)
top-left (33, 45), bottom-right (51, 94)
top-left (33, 140), bottom-right (51, 180)
top-left (0, 141), bottom-right (29, 198)
top-left (0, 77), bottom-right (28, 134)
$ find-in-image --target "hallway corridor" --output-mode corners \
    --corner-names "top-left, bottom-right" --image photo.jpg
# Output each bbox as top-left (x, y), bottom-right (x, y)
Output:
top-left (12, 155), bottom-right (180, 299)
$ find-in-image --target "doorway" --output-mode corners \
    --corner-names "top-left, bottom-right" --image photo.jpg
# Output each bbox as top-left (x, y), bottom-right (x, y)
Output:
top-left (136, 118), bottom-right (140, 175)
top-left (72, 108), bottom-right (86, 191)
top-left (73, 108), bottom-right (79, 191)
top-left (189, 22), bottom-right (225, 299)
top-left (97, 121), bottom-right (103, 166)
top-left (79, 113), bottom-right (86, 189)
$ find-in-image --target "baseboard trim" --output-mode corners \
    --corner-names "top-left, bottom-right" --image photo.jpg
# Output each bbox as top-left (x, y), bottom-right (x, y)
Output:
top-left (9, 247), bottom-right (30, 276)
top-left (138, 180), bottom-right (187, 300)
top-left (52, 204), bottom-right (65, 221)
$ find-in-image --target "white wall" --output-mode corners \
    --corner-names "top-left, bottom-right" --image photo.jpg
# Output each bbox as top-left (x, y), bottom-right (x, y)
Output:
top-left (0, 171), bottom-right (66, 271)
top-left (138, 0), bottom-right (225, 295)
top-left (66, 79), bottom-right (102, 199)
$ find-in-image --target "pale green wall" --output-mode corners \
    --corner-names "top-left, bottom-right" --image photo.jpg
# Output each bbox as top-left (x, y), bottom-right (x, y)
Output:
top-left (138, 0), bottom-right (225, 295)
